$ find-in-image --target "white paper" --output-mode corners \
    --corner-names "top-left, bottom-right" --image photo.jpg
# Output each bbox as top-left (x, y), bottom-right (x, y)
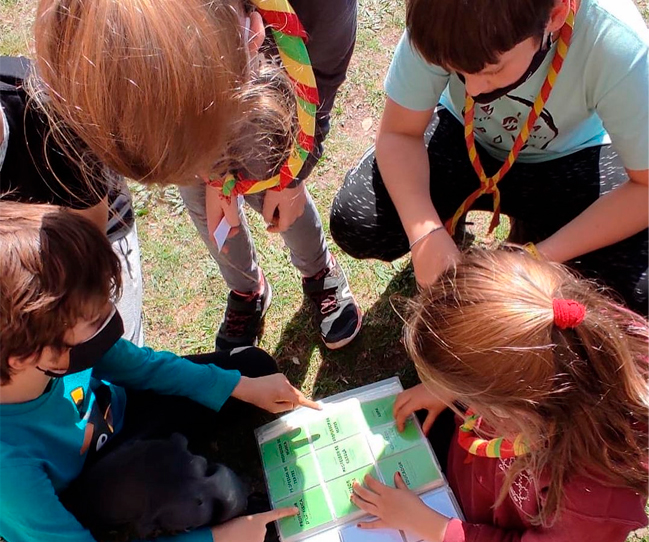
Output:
top-left (213, 216), bottom-right (231, 252)
top-left (341, 524), bottom-right (404, 542)
top-left (212, 195), bottom-right (244, 252)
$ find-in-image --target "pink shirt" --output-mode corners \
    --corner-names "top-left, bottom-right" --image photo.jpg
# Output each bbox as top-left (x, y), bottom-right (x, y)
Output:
top-left (443, 421), bottom-right (648, 542)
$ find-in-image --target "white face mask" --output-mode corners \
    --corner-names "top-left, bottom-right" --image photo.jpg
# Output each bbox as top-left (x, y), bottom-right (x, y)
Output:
top-left (0, 105), bottom-right (8, 169)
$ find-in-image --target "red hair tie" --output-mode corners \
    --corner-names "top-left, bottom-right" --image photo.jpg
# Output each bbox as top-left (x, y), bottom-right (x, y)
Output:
top-left (552, 298), bottom-right (586, 329)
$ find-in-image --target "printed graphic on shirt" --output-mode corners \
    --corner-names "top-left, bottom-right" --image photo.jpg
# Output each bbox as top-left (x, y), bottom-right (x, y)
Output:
top-left (471, 94), bottom-right (559, 152)
top-left (78, 383), bottom-right (116, 458)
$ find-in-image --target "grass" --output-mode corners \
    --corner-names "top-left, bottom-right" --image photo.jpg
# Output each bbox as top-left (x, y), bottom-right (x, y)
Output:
top-left (1, 1), bottom-right (647, 540)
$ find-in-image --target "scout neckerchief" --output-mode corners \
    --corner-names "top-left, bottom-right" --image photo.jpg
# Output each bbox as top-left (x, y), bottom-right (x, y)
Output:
top-left (458, 410), bottom-right (529, 458)
top-left (208, 0), bottom-right (319, 197)
top-left (446, 0), bottom-right (576, 235)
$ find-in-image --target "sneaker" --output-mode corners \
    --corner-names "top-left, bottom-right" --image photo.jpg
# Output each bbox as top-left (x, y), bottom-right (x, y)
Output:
top-left (215, 279), bottom-right (272, 351)
top-left (302, 257), bottom-right (362, 349)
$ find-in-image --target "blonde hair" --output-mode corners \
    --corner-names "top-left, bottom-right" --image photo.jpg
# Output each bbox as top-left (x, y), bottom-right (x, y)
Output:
top-left (404, 249), bottom-right (649, 526)
top-left (33, 0), bottom-right (296, 185)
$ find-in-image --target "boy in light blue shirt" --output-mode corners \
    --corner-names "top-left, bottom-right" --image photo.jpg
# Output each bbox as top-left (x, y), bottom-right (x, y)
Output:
top-left (331, 0), bottom-right (648, 315)
top-left (0, 202), bottom-right (320, 542)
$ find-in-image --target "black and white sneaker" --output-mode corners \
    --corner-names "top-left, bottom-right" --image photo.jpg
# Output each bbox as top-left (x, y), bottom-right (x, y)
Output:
top-left (215, 278), bottom-right (272, 351)
top-left (302, 257), bottom-right (362, 349)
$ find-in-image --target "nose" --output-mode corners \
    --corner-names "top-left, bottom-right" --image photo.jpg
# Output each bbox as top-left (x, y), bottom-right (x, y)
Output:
top-left (463, 75), bottom-right (493, 98)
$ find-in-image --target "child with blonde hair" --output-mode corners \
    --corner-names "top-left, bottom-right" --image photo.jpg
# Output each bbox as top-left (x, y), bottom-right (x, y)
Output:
top-left (352, 250), bottom-right (648, 542)
top-left (33, 0), bottom-right (361, 351)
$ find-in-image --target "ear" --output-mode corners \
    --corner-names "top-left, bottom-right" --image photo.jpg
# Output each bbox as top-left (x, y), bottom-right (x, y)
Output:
top-left (7, 352), bottom-right (39, 372)
top-left (248, 11), bottom-right (266, 55)
top-left (546, 0), bottom-right (571, 34)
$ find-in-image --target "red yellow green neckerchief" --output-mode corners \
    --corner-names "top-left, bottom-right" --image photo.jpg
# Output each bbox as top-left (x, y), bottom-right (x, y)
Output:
top-left (207, 0), bottom-right (319, 197)
top-left (458, 409), bottom-right (529, 458)
top-left (446, 0), bottom-right (576, 235)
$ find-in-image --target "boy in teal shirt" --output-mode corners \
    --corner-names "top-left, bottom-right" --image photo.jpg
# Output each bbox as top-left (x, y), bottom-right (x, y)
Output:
top-left (0, 202), bottom-right (318, 542)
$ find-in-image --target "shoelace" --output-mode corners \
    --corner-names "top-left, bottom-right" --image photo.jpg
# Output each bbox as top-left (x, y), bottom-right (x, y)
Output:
top-left (312, 290), bottom-right (338, 315)
top-left (225, 311), bottom-right (255, 335)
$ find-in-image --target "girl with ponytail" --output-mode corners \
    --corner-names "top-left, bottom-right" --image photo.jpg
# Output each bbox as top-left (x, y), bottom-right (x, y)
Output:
top-left (351, 249), bottom-right (648, 542)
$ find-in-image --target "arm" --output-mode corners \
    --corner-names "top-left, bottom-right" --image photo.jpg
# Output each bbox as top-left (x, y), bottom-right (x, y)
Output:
top-left (352, 477), bottom-right (643, 542)
top-left (537, 169), bottom-right (648, 262)
top-left (377, 32), bottom-right (461, 285)
top-left (93, 339), bottom-right (241, 412)
top-left (69, 196), bottom-right (109, 233)
top-left (540, 38), bottom-right (649, 261)
top-left (376, 99), bottom-right (460, 284)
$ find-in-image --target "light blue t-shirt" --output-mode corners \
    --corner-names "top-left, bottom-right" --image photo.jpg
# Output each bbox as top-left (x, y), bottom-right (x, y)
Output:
top-left (385, 0), bottom-right (649, 170)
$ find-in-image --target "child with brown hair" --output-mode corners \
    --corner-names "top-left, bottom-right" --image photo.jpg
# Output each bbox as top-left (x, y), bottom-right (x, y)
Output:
top-left (0, 200), bottom-right (321, 542)
top-left (331, 0), bottom-right (648, 317)
top-left (32, 0), bottom-right (362, 351)
top-left (351, 250), bottom-right (648, 542)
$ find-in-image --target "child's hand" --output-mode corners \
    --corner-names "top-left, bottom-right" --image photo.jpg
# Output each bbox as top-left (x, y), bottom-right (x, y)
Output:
top-left (351, 474), bottom-right (449, 542)
top-left (231, 374), bottom-right (321, 413)
top-left (210, 507), bottom-right (298, 542)
top-left (262, 183), bottom-right (307, 233)
top-left (206, 184), bottom-right (241, 245)
top-left (394, 383), bottom-right (448, 434)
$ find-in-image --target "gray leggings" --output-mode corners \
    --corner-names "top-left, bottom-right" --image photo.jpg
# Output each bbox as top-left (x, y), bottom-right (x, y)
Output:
top-left (180, 183), bottom-right (330, 293)
top-left (331, 109), bottom-right (648, 315)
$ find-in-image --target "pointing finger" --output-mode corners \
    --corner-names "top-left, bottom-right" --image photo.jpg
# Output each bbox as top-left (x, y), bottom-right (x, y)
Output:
top-left (261, 507), bottom-right (299, 523)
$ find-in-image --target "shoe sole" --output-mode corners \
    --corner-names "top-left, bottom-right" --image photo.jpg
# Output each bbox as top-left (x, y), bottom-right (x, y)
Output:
top-left (323, 301), bottom-right (363, 350)
top-left (251, 282), bottom-right (273, 347)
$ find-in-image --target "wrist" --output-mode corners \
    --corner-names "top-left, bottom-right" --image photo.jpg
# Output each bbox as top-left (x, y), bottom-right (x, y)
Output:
top-left (415, 506), bottom-right (451, 542)
top-left (230, 376), bottom-right (252, 402)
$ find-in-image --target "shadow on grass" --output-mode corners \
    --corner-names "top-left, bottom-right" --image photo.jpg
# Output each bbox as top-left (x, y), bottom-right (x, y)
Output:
top-left (271, 263), bottom-right (420, 399)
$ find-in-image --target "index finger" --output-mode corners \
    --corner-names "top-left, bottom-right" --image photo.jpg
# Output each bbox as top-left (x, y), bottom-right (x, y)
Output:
top-left (295, 392), bottom-right (322, 411)
top-left (261, 506), bottom-right (299, 523)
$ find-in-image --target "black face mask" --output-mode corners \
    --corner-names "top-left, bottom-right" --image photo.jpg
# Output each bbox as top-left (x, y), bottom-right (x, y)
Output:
top-left (38, 307), bottom-right (124, 378)
top-left (458, 34), bottom-right (553, 104)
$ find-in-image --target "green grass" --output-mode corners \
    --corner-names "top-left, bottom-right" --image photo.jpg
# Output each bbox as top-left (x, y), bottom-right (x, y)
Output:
top-left (1, 1), bottom-right (647, 539)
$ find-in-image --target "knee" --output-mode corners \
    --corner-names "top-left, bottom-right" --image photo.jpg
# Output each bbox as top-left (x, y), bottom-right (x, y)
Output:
top-left (229, 347), bottom-right (278, 378)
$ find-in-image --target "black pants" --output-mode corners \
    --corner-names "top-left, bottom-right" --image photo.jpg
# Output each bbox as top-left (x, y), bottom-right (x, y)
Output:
top-left (61, 347), bottom-right (277, 542)
top-left (330, 109), bottom-right (648, 315)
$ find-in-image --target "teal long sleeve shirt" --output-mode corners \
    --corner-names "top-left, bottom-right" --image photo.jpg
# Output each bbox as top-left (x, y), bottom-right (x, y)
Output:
top-left (0, 339), bottom-right (241, 542)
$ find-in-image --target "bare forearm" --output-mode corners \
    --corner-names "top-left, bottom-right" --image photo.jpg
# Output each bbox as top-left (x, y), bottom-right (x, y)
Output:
top-left (538, 180), bottom-right (648, 262)
top-left (70, 196), bottom-right (108, 233)
top-left (376, 132), bottom-right (443, 243)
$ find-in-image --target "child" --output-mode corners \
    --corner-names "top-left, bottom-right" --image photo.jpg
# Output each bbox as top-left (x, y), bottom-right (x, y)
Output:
top-left (0, 201), bottom-right (321, 542)
top-left (0, 55), bottom-right (144, 346)
top-left (331, 0), bottom-right (649, 316)
top-left (33, 0), bottom-right (362, 351)
top-left (351, 250), bottom-right (649, 542)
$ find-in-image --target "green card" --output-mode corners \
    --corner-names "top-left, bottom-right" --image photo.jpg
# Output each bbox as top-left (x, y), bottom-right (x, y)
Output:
top-left (369, 420), bottom-right (420, 459)
top-left (266, 454), bottom-right (321, 503)
top-left (361, 396), bottom-right (396, 428)
top-left (276, 486), bottom-right (333, 538)
top-left (377, 445), bottom-right (440, 490)
top-left (260, 426), bottom-right (311, 470)
top-left (326, 464), bottom-right (377, 519)
top-left (316, 434), bottom-right (373, 481)
top-left (308, 410), bottom-right (362, 450)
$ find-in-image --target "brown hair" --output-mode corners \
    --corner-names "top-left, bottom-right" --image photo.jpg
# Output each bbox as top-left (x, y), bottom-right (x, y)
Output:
top-left (32, 0), bottom-right (296, 185)
top-left (406, 0), bottom-right (556, 73)
top-left (404, 250), bottom-right (649, 525)
top-left (0, 201), bottom-right (121, 384)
